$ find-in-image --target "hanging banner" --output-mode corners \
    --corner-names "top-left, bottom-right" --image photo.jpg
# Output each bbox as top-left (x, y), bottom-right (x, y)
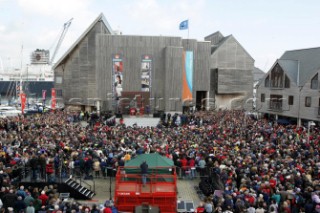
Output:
top-left (141, 55), bottom-right (152, 92)
top-left (42, 90), bottom-right (46, 100)
top-left (51, 88), bottom-right (56, 110)
top-left (182, 51), bottom-right (193, 101)
top-left (112, 54), bottom-right (123, 99)
top-left (20, 93), bottom-right (26, 114)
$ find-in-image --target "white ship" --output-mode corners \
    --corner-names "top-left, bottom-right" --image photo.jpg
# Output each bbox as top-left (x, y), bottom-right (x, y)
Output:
top-left (0, 49), bottom-right (54, 101)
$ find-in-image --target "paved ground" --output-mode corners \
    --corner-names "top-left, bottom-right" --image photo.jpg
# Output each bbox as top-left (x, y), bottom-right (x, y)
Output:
top-left (78, 177), bottom-right (202, 208)
top-left (119, 116), bottom-right (160, 127)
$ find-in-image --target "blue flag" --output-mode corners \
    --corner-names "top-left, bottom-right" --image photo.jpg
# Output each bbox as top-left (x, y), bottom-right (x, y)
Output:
top-left (179, 20), bottom-right (188, 30)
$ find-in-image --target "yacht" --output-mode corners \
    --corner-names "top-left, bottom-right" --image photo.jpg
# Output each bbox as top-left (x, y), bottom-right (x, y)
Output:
top-left (0, 106), bottom-right (22, 117)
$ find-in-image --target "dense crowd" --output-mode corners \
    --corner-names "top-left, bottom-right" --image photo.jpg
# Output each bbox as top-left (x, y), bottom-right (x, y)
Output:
top-left (0, 109), bottom-right (319, 212)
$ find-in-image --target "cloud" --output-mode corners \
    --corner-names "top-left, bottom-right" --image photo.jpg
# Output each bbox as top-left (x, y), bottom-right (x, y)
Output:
top-left (17, 0), bottom-right (93, 19)
top-left (0, 24), bottom-right (5, 32)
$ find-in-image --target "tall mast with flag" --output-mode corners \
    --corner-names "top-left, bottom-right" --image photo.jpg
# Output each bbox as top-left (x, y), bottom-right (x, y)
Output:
top-left (179, 19), bottom-right (189, 33)
top-left (179, 19), bottom-right (189, 48)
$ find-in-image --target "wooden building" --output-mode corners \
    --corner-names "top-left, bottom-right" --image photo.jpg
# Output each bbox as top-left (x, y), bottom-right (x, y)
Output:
top-left (53, 14), bottom-right (254, 113)
top-left (256, 47), bottom-right (320, 125)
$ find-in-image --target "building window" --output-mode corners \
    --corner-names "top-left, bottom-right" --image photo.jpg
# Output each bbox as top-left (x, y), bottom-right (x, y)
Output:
top-left (261, 94), bottom-right (265, 102)
top-left (305, 97), bottom-right (311, 107)
top-left (311, 73), bottom-right (318, 89)
top-left (284, 75), bottom-right (290, 88)
top-left (265, 76), bottom-right (270, 87)
top-left (56, 76), bottom-right (63, 84)
top-left (288, 96), bottom-right (294, 105)
top-left (270, 95), bottom-right (283, 110)
top-left (271, 64), bottom-right (284, 88)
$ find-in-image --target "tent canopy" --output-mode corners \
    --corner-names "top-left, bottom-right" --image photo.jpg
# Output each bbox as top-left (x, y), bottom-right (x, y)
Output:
top-left (124, 153), bottom-right (174, 175)
top-left (125, 153), bottom-right (174, 167)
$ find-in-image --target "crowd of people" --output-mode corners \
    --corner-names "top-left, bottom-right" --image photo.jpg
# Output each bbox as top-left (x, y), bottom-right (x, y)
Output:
top-left (0, 109), bottom-right (319, 212)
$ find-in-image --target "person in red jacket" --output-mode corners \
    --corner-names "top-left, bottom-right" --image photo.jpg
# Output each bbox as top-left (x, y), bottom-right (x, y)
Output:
top-left (46, 160), bottom-right (54, 182)
top-left (188, 157), bottom-right (196, 179)
top-left (180, 156), bottom-right (188, 178)
top-left (38, 191), bottom-right (48, 206)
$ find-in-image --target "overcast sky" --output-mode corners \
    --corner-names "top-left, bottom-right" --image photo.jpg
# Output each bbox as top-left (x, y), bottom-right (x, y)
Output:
top-left (0, 0), bottom-right (319, 72)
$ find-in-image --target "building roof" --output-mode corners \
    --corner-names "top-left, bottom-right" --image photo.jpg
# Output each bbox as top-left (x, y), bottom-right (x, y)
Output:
top-left (280, 47), bottom-right (320, 86)
top-left (277, 59), bottom-right (299, 85)
top-left (210, 35), bottom-right (231, 54)
top-left (252, 67), bottom-right (265, 82)
top-left (204, 31), bottom-right (224, 45)
top-left (53, 13), bottom-right (113, 69)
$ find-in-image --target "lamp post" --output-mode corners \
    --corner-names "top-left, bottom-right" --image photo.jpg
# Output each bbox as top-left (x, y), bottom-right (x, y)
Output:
top-left (307, 121), bottom-right (316, 143)
top-left (108, 167), bottom-right (116, 200)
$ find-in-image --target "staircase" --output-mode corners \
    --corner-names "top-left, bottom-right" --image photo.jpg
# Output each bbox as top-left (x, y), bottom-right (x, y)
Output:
top-left (65, 178), bottom-right (95, 199)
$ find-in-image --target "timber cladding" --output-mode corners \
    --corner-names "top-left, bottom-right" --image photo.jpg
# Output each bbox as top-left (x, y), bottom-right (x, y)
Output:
top-left (96, 35), bottom-right (211, 112)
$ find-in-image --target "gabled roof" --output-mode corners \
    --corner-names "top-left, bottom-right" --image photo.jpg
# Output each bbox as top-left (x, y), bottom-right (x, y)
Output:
top-left (210, 35), bottom-right (231, 54)
top-left (260, 59), bottom-right (299, 88)
top-left (277, 59), bottom-right (299, 85)
top-left (53, 13), bottom-right (113, 69)
top-left (204, 31), bottom-right (224, 45)
top-left (280, 47), bottom-right (320, 86)
top-left (210, 34), bottom-right (254, 61)
top-left (253, 67), bottom-right (265, 82)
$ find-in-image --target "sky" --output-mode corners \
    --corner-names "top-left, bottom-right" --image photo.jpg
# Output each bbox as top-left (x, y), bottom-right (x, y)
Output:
top-left (0, 0), bottom-right (320, 72)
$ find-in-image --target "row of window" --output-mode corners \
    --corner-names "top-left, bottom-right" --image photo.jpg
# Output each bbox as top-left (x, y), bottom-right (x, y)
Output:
top-left (264, 63), bottom-right (319, 90)
top-left (261, 94), bottom-right (314, 107)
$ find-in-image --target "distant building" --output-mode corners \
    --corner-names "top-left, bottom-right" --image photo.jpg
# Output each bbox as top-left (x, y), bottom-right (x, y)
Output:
top-left (205, 32), bottom-right (254, 110)
top-left (253, 67), bottom-right (265, 109)
top-left (256, 47), bottom-right (320, 125)
top-left (53, 14), bottom-right (254, 113)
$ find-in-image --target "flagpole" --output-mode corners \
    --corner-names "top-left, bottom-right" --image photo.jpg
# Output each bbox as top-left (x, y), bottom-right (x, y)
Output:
top-left (187, 19), bottom-right (189, 50)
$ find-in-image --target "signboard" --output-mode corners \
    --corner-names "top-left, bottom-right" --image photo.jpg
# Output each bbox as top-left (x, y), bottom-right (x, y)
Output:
top-left (141, 55), bottom-right (152, 92)
top-left (20, 93), bottom-right (26, 114)
top-left (182, 51), bottom-right (193, 101)
top-left (51, 88), bottom-right (56, 110)
top-left (112, 54), bottom-right (123, 99)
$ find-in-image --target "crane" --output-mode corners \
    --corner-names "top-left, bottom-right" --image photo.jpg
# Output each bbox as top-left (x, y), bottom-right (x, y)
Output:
top-left (50, 18), bottom-right (73, 65)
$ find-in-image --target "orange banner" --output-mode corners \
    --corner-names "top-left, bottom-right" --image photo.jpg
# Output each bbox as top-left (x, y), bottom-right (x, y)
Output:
top-left (51, 88), bottom-right (56, 110)
top-left (20, 93), bottom-right (26, 114)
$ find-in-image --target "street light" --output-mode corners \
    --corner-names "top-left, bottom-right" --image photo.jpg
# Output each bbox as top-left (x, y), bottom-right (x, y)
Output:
top-left (307, 121), bottom-right (316, 143)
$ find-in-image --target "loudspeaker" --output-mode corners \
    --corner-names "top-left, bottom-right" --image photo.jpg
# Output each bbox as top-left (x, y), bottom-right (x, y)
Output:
top-left (153, 112), bottom-right (160, 118)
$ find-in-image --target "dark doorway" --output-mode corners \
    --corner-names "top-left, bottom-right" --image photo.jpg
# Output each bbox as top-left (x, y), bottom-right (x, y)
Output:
top-left (196, 91), bottom-right (207, 111)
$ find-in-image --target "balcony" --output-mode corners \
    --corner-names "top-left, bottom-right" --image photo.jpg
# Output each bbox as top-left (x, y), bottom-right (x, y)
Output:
top-left (268, 101), bottom-right (283, 112)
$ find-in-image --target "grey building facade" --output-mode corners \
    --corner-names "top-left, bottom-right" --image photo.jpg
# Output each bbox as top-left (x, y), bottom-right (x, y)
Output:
top-left (205, 32), bottom-right (254, 110)
top-left (256, 47), bottom-right (320, 125)
top-left (54, 14), bottom-right (254, 113)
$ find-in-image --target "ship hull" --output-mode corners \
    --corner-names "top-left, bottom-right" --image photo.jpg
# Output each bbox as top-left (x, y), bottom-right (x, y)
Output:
top-left (0, 81), bottom-right (54, 97)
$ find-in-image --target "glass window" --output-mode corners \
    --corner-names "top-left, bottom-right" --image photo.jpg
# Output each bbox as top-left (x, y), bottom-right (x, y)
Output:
top-left (265, 76), bottom-right (270, 87)
top-left (56, 76), bottom-right (63, 84)
top-left (261, 94), bottom-right (265, 102)
top-left (270, 95), bottom-right (283, 110)
top-left (311, 74), bottom-right (318, 89)
top-left (305, 97), bottom-right (311, 107)
top-left (285, 75), bottom-right (290, 88)
top-left (288, 96), bottom-right (294, 105)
